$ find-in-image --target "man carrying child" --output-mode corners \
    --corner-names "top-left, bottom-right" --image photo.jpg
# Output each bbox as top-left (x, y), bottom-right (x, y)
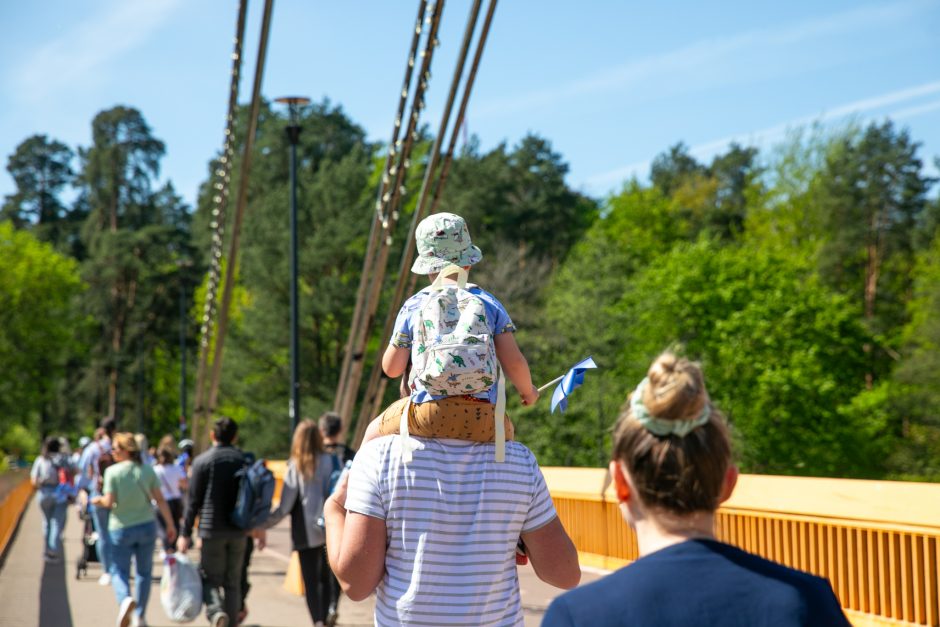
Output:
top-left (327, 212), bottom-right (580, 626)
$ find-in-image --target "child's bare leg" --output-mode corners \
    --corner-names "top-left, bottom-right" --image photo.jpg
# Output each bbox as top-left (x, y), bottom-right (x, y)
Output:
top-left (362, 416), bottom-right (384, 444)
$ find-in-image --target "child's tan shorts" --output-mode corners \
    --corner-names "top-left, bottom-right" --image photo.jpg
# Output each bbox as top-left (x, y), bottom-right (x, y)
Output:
top-left (377, 396), bottom-right (515, 442)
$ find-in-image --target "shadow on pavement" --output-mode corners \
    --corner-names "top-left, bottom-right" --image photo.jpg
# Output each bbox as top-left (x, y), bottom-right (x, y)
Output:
top-left (39, 557), bottom-right (74, 627)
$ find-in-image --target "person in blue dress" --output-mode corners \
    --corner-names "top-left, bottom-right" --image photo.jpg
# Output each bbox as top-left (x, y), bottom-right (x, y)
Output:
top-left (543, 353), bottom-right (850, 627)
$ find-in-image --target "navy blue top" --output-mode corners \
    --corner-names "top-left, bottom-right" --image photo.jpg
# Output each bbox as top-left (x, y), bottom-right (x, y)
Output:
top-left (543, 539), bottom-right (849, 627)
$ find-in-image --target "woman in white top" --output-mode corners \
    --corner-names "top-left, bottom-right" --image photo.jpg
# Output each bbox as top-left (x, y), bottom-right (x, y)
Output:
top-left (153, 443), bottom-right (187, 546)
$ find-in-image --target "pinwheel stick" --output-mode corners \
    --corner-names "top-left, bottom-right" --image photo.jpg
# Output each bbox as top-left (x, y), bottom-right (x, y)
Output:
top-left (537, 374), bottom-right (565, 393)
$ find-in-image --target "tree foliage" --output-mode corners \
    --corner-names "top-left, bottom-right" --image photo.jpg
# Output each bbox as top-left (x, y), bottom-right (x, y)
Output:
top-left (0, 222), bottom-right (85, 439)
top-left (3, 101), bottom-right (938, 481)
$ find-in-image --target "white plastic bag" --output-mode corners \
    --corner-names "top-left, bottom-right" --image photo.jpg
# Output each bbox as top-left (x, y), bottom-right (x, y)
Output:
top-left (160, 552), bottom-right (203, 622)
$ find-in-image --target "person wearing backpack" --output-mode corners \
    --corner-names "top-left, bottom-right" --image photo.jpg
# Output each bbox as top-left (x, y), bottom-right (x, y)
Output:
top-left (367, 212), bottom-right (539, 452)
top-left (30, 436), bottom-right (73, 562)
top-left (75, 417), bottom-right (118, 585)
top-left (176, 417), bottom-right (247, 627)
top-left (256, 419), bottom-right (335, 627)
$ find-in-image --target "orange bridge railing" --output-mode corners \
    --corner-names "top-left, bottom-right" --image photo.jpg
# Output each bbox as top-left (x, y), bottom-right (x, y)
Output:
top-left (544, 468), bottom-right (940, 627)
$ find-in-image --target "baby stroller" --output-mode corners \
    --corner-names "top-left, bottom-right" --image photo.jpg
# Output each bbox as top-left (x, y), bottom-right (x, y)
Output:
top-left (76, 502), bottom-right (100, 580)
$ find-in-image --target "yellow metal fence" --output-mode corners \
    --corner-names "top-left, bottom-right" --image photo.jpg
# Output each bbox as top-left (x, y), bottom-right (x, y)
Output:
top-left (544, 468), bottom-right (940, 627)
top-left (0, 474), bottom-right (33, 561)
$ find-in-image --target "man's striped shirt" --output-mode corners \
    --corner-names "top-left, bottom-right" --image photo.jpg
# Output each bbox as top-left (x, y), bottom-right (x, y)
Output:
top-left (345, 436), bottom-right (557, 626)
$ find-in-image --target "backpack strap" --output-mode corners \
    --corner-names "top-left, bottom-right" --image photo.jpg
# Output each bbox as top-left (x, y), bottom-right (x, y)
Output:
top-left (398, 396), bottom-right (420, 464)
top-left (429, 263), bottom-right (468, 290)
top-left (494, 364), bottom-right (506, 463)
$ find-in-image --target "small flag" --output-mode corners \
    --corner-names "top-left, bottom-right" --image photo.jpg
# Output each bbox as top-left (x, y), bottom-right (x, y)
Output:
top-left (550, 357), bottom-right (598, 413)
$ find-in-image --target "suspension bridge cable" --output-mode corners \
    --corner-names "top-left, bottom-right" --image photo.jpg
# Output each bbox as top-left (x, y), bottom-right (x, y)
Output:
top-left (197, 0), bottom-right (276, 451)
top-left (428, 0), bottom-right (498, 216)
top-left (352, 0), bottom-right (497, 445)
top-left (335, 0), bottom-right (447, 431)
top-left (191, 0), bottom-right (249, 450)
top-left (334, 0), bottom-right (429, 415)
top-left (402, 0), bottom-right (499, 302)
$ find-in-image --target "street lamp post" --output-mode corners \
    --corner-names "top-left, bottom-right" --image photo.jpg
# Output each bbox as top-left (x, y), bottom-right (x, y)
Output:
top-left (275, 96), bottom-right (310, 434)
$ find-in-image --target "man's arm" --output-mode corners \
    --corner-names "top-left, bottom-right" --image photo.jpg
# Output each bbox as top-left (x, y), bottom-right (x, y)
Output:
top-left (324, 476), bottom-right (387, 601)
top-left (521, 516), bottom-right (581, 589)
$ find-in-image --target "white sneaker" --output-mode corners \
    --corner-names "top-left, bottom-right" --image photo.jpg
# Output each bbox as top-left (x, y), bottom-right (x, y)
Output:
top-left (210, 612), bottom-right (229, 627)
top-left (117, 597), bottom-right (136, 627)
top-left (98, 573), bottom-right (111, 586)
top-left (131, 614), bottom-right (147, 627)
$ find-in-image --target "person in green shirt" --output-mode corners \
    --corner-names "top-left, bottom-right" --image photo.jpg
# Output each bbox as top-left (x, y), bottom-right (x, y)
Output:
top-left (92, 433), bottom-right (176, 627)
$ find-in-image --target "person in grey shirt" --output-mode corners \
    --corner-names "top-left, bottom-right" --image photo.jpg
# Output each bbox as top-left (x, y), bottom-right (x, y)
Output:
top-left (260, 419), bottom-right (334, 627)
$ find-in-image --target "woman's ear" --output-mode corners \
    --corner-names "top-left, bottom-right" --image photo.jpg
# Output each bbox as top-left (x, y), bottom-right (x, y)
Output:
top-left (609, 460), bottom-right (631, 504)
top-left (718, 464), bottom-right (739, 504)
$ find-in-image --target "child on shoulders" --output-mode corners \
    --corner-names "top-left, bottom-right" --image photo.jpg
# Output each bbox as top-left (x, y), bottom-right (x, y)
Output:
top-left (364, 212), bottom-right (538, 448)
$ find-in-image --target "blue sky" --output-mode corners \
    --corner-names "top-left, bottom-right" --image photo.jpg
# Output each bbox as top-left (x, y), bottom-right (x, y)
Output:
top-left (1, 0), bottom-right (938, 209)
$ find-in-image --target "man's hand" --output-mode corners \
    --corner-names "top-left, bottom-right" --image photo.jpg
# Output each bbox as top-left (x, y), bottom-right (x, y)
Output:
top-left (251, 528), bottom-right (267, 550)
top-left (166, 525), bottom-right (177, 545)
top-left (520, 384), bottom-right (540, 406)
top-left (176, 535), bottom-right (191, 554)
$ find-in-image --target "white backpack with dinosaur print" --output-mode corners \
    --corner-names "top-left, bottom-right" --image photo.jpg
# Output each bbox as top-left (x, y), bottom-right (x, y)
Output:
top-left (400, 264), bottom-right (507, 464)
top-left (409, 266), bottom-right (498, 396)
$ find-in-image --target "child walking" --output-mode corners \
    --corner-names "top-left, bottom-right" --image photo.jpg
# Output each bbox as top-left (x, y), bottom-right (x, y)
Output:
top-left (367, 212), bottom-right (539, 455)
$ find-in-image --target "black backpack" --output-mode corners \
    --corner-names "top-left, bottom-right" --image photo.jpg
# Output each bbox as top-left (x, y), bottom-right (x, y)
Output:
top-left (230, 458), bottom-right (275, 529)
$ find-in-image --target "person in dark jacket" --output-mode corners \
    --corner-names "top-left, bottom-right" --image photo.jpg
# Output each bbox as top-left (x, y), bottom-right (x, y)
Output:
top-left (542, 353), bottom-right (850, 627)
top-left (261, 419), bottom-right (334, 627)
top-left (176, 417), bottom-right (245, 627)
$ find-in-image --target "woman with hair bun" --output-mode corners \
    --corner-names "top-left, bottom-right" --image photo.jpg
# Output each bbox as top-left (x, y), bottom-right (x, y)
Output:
top-left (543, 353), bottom-right (850, 627)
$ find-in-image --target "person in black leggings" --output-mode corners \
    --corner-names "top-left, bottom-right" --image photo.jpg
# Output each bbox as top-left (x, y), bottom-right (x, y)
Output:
top-left (261, 420), bottom-right (335, 626)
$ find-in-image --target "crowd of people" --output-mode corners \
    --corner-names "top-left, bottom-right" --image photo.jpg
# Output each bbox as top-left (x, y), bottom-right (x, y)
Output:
top-left (29, 212), bottom-right (850, 626)
top-left (31, 412), bottom-right (352, 627)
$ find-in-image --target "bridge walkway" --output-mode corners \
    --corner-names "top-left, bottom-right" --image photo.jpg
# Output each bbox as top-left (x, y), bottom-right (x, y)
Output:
top-left (0, 492), bottom-right (597, 626)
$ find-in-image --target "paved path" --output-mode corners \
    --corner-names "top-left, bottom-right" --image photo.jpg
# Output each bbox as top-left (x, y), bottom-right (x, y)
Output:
top-left (0, 494), bottom-right (602, 626)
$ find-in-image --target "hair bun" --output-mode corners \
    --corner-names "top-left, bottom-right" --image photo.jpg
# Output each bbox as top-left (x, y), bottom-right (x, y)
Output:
top-left (641, 353), bottom-right (708, 422)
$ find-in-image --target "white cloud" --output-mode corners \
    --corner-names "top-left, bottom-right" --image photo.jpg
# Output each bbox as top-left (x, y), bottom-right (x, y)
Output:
top-left (477, 0), bottom-right (933, 118)
top-left (11, 0), bottom-right (184, 103)
top-left (893, 98), bottom-right (940, 120)
top-left (584, 79), bottom-right (940, 191)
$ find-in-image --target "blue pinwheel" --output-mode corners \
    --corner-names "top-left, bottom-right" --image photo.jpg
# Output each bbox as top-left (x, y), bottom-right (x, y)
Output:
top-left (537, 357), bottom-right (598, 413)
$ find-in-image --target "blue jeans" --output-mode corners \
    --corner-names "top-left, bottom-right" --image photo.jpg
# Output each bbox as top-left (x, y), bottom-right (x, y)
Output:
top-left (38, 488), bottom-right (68, 555)
top-left (109, 520), bottom-right (157, 618)
top-left (90, 502), bottom-right (114, 574)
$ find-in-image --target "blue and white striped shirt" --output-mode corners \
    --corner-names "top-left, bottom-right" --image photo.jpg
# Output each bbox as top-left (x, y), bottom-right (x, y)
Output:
top-left (345, 436), bottom-right (557, 626)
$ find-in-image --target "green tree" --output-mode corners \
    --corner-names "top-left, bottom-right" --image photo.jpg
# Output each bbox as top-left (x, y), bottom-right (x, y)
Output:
top-left (816, 121), bottom-right (935, 385)
top-left (887, 229), bottom-right (940, 478)
top-left (196, 101), bottom-right (378, 456)
top-left (650, 142), bottom-right (762, 241)
top-left (0, 222), bottom-right (85, 437)
top-left (612, 241), bottom-right (885, 476)
top-left (1, 134), bottom-right (84, 255)
top-left (78, 106), bottom-right (194, 430)
top-left (440, 134), bottom-right (598, 267)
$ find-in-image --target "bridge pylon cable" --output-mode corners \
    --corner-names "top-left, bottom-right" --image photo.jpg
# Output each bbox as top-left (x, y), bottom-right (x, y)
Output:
top-left (334, 0), bottom-right (430, 417)
top-left (191, 0), bottom-right (249, 452)
top-left (334, 0), bottom-right (447, 433)
top-left (196, 0), bottom-right (275, 451)
top-left (352, 0), bottom-right (499, 447)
